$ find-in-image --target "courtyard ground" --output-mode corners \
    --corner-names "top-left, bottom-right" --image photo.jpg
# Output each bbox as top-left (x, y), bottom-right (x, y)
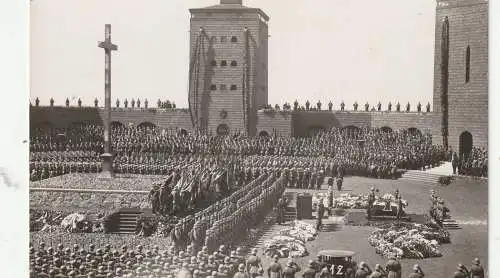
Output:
top-left (30, 175), bottom-right (488, 277)
top-left (251, 176), bottom-right (488, 277)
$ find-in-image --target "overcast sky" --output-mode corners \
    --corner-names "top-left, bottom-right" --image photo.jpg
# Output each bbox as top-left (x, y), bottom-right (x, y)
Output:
top-left (30, 0), bottom-right (436, 109)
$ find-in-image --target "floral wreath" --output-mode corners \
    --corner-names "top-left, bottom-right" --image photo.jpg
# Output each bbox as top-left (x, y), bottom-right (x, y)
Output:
top-left (220, 110), bottom-right (228, 119)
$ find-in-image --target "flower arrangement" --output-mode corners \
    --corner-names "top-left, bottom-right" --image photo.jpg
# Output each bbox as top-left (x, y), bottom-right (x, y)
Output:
top-left (368, 222), bottom-right (450, 259)
top-left (263, 220), bottom-right (317, 258)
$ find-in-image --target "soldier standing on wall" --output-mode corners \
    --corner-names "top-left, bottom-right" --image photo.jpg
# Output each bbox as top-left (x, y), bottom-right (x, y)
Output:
top-left (328, 101), bottom-right (333, 111)
top-left (340, 101), bottom-right (345, 111)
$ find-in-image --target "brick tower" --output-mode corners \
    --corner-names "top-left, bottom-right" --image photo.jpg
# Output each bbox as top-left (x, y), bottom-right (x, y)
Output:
top-left (432, 0), bottom-right (488, 155)
top-left (188, 0), bottom-right (269, 136)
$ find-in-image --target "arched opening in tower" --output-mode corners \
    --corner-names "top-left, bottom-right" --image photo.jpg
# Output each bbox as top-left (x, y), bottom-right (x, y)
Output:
top-left (459, 131), bottom-right (473, 158)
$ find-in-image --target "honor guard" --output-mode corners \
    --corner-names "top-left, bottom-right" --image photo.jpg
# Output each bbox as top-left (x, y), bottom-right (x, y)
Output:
top-left (267, 255), bottom-right (283, 278)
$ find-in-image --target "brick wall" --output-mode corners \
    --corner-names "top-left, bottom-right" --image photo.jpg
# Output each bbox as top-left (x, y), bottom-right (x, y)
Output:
top-left (432, 0), bottom-right (488, 151)
top-left (30, 107), bottom-right (192, 132)
top-left (30, 107), bottom-right (433, 137)
top-left (256, 110), bottom-right (293, 137)
top-left (291, 111), bottom-right (432, 137)
top-left (372, 112), bottom-right (433, 134)
top-left (189, 9), bottom-right (268, 136)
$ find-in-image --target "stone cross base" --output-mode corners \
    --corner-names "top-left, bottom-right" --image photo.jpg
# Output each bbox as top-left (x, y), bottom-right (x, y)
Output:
top-left (99, 153), bottom-right (115, 179)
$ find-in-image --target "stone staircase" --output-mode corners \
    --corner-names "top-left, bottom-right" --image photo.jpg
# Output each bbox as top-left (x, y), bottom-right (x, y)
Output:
top-left (443, 214), bottom-right (461, 230)
top-left (284, 207), bottom-right (297, 222)
top-left (283, 192), bottom-right (297, 222)
top-left (114, 208), bottom-right (142, 234)
top-left (399, 170), bottom-right (443, 184)
top-left (399, 162), bottom-right (453, 184)
top-left (319, 216), bottom-right (344, 232)
top-left (443, 218), bottom-right (460, 230)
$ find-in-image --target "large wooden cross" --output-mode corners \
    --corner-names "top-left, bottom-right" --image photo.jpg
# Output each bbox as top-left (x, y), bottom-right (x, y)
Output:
top-left (98, 24), bottom-right (118, 178)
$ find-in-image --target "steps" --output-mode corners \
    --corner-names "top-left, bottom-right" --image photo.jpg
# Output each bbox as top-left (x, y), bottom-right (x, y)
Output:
top-left (114, 208), bottom-right (142, 234)
top-left (399, 170), bottom-right (444, 184)
top-left (283, 192), bottom-right (297, 222)
top-left (284, 207), bottom-right (297, 222)
top-left (443, 219), bottom-right (460, 230)
top-left (399, 162), bottom-right (454, 184)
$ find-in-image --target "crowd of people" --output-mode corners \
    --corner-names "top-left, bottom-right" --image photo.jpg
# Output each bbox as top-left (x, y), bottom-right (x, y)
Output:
top-left (30, 239), bottom-right (485, 278)
top-left (451, 147), bottom-right (488, 178)
top-left (29, 124), bottom-right (485, 182)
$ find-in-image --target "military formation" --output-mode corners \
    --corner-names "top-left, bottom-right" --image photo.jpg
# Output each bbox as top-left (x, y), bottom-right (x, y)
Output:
top-left (30, 241), bottom-right (264, 278)
top-left (30, 238), bottom-right (485, 278)
top-left (29, 124), bottom-right (469, 182)
top-left (451, 148), bottom-right (488, 178)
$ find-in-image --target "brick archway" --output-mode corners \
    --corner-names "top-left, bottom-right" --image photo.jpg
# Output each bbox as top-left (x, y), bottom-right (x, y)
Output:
top-left (408, 127), bottom-right (421, 135)
top-left (307, 125), bottom-right (325, 137)
top-left (111, 121), bottom-right (124, 129)
top-left (258, 130), bottom-right (270, 137)
top-left (216, 124), bottom-right (230, 136)
top-left (459, 131), bottom-right (473, 157)
top-left (137, 122), bottom-right (156, 129)
top-left (381, 126), bottom-right (393, 133)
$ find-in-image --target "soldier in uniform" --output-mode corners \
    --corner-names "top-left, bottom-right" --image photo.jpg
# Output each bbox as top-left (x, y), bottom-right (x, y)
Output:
top-left (452, 264), bottom-right (470, 278)
top-left (408, 264), bottom-right (425, 278)
top-left (316, 202), bottom-right (325, 231)
top-left (283, 260), bottom-right (301, 278)
top-left (276, 198), bottom-right (286, 225)
top-left (452, 151), bottom-right (459, 175)
top-left (233, 264), bottom-right (249, 278)
top-left (355, 262), bottom-right (372, 278)
top-left (470, 258), bottom-right (484, 278)
top-left (385, 256), bottom-right (401, 278)
top-left (302, 261), bottom-right (318, 278)
top-left (246, 248), bottom-right (262, 278)
top-left (396, 196), bottom-right (405, 221)
top-left (367, 187), bottom-right (376, 220)
top-left (369, 264), bottom-right (387, 278)
top-left (267, 255), bottom-right (283, 278)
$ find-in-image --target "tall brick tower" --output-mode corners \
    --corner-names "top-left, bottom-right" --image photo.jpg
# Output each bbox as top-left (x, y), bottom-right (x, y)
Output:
top-left (188, 0), bottom-right (269, 136)
top-left (432, 0), bottom-right (488, 155)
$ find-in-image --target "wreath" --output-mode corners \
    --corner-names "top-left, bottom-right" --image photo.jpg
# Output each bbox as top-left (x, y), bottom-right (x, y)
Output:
top-left (220, 110), bottom-right (228, 119)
